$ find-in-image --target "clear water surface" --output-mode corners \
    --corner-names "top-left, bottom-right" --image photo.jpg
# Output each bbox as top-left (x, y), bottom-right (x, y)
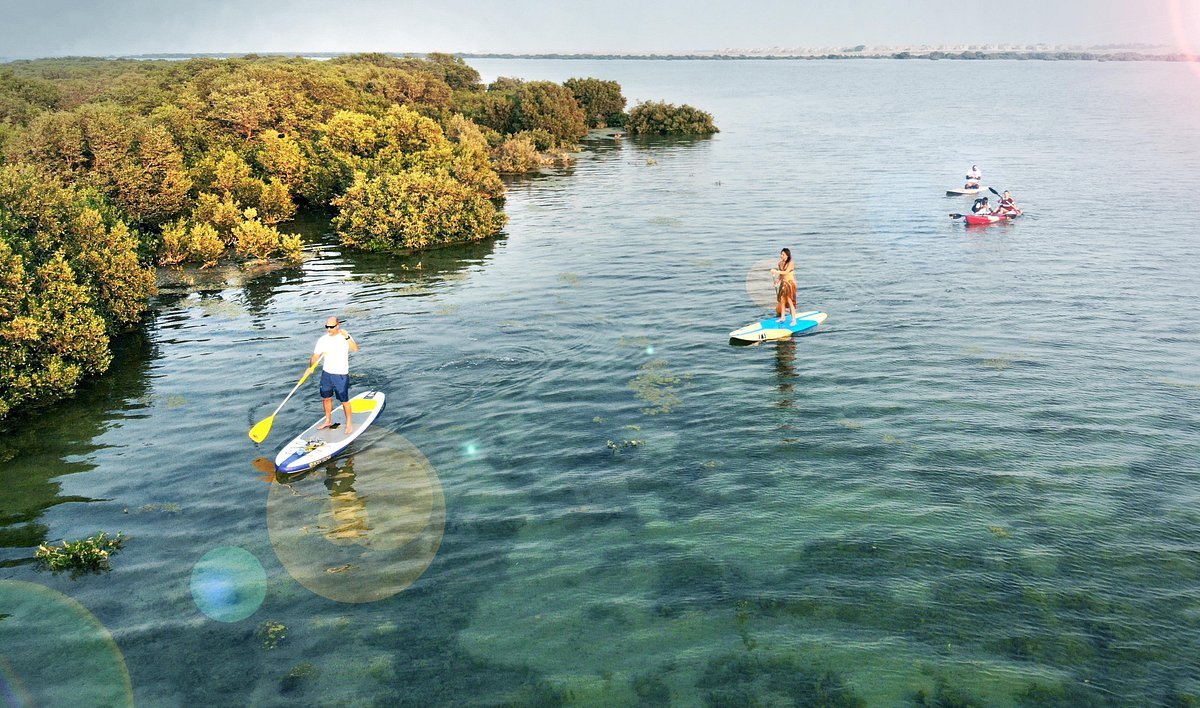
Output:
top-left (2, 59), bottom-right (1199, 706)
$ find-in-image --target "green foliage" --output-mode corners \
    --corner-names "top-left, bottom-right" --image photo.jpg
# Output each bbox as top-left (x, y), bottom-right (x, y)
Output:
top-left (232, 212), bottom-right (302, 261)
top-left (280, 662), bottom-right (320, 694)
top-left (509, 81), bottom-right (587, 147)
top-left (444, 113), bottom-right (504, 198)
top-left (333, 168), bottom-right (505, 252)
top-left (493, 133), bottom-right (545, 173)
top-left (627, 100), bottom-right (719, 135)
top-left (0, 69), bottom-right (60, 125)
top-left (35, 532), bottom-right (124, 575)
top-left (0, 164), bottom-right (153, 420)
top-left (564, 77), bottom-right (627, 128)
top-left (422, 53), bottom-right (482, 91)
top-left (11, 104), bottom-right (193, 227)
top-left (257, 620), bottom-right (288, 650)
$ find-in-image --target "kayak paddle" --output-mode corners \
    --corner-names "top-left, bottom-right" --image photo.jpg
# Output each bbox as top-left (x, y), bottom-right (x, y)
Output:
top-left (249, 355), bottom-right (324, 444)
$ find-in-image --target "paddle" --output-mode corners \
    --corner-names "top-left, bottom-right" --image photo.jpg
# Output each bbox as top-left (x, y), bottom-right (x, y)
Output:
top-left (248, 355), bottom-right (323, 444)
top-left (989, 186), bottom-right (1023, 216)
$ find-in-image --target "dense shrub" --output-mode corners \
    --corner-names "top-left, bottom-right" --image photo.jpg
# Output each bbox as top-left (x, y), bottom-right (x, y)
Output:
top-left (493, 133), bottom-right (546, 173)
top-left (332, 169), bottom-right (506, 252)
top-left (564, 77), bottom-right (627, 128)
top-left (0, 164), bottom-right (154, 419)
top-left (508, 81), bottom-right (587, 146)
top-left (627, 101), bottom-right (719, 135)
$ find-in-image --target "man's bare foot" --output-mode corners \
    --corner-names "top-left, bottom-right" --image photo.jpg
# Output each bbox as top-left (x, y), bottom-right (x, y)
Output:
top-left (317, 421), bottom-right (333, 430)
top-left (343, 426), bottom-right (353, 436)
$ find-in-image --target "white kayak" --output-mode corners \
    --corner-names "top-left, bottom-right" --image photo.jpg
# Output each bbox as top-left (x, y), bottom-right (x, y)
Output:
top-left (729, 311), bottom-right (828, 343)
top-left (274, 391), bottom-right (386, 474)
top-left (946, 187), bottom-right (982, 196)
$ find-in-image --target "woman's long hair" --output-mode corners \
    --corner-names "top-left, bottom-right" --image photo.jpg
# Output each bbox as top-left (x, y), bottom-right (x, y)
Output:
top-left (780, 247), bottom-right (792, 266)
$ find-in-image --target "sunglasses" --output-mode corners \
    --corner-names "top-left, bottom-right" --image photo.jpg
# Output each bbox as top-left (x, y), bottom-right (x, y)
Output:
top-left (325, 324), bottom-right (338, 329)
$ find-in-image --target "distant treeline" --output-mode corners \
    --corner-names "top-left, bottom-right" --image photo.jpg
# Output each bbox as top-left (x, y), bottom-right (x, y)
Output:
top-left (8, 51), bottom-right (1192, 64)
top-left (0, 53), bottom-right (716, 422)
top-left (457, 52), bottom-right (1197, 62)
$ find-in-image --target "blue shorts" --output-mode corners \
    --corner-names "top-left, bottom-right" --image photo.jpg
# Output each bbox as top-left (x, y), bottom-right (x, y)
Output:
top-left (319, 371), bottom-right (350, 402)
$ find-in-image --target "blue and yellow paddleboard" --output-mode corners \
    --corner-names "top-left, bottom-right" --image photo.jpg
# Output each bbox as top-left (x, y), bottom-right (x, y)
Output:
top-left (274, 391), bottom-right (386, 473)
top-left (729, 311), bottom-right (827, 343)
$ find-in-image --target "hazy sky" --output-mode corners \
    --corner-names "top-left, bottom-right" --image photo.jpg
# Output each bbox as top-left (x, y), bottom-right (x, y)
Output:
top-left (1, 0), bottom-right (1196, 58)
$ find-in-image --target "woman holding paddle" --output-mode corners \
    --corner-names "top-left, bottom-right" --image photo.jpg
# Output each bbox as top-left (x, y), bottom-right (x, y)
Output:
top-left (997, 190), bottom-right (1022, 216)
top-left (771, 248), bottom-right (798, 326)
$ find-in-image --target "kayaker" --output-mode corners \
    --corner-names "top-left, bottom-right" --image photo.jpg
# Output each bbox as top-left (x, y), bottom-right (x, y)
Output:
top-left (770, 248), bottom-right (798, 326)
top-left (997, 191), bottom-right (1022, 216)
top-left (971, 196), bottom-right (991, 214)
top-left (964, 165), bottom-right (982, 189)
top-left (311, 316), bottom-right (359, 434)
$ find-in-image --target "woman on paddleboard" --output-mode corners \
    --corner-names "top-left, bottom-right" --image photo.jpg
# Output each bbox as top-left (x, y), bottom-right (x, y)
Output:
top-left (771, 248), bottom-right (798, 326)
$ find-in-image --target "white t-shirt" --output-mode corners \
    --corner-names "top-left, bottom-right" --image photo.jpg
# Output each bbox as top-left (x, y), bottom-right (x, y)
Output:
top-left (313, 334), bottom-right (351, 375)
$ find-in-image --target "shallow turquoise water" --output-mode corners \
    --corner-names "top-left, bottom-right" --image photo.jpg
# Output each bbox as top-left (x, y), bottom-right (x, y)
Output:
top-left (2, 59), bottom-right (1200, 706)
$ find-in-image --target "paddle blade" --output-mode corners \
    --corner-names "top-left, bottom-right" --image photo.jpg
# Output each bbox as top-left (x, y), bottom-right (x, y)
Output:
top-left (248, 414), bottom-right (275, 444)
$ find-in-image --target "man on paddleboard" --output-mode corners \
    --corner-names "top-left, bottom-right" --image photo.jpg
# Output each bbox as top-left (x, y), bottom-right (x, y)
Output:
top-left (965, 165), bottom-right (982, 189)
top-left (311, 316), bottom-right (359, 434)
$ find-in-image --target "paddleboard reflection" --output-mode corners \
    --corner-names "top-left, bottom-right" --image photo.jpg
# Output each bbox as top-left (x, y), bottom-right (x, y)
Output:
top-left (266, 428), bottom-right (445, 603)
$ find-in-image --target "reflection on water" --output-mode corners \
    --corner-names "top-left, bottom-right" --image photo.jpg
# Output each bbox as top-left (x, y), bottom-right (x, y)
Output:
top-left (0, 329), bottom-right (155, 567)
top-left (267, 430), bottom-right (445, 603)
top-left (774, 339), bottom-right (797, 409)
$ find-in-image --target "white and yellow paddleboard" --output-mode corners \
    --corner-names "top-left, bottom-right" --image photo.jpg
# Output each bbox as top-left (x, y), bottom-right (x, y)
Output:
top-left (274, 391), bottom-right (386, 473)
top-left (729, 311), bottom-right (827, 343)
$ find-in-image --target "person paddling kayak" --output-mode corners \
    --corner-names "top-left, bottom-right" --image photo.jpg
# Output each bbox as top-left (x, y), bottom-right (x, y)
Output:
top-left (311, 316), bottom-right (359, 434)
top-left (964, 165), bottom-right (982, 190)
top-left (971, 196), bottom-right (992, 214)
top-left (997, 191), bottom-right (1022, 216)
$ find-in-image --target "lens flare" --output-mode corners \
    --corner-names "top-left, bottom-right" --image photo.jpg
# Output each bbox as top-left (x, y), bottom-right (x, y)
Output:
top-left (267, 430), bottom-right (445, 603)
top-left (1169, 0), bottom-right (1200, 78)
top-left (0, 581), bottom-right (133, 707)
top-left (190, 546), bottom-right (268, 623)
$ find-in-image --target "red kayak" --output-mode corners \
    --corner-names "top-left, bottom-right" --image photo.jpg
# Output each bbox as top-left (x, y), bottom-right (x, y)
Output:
top-left (965, 212), bottom-right (1018, 225)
